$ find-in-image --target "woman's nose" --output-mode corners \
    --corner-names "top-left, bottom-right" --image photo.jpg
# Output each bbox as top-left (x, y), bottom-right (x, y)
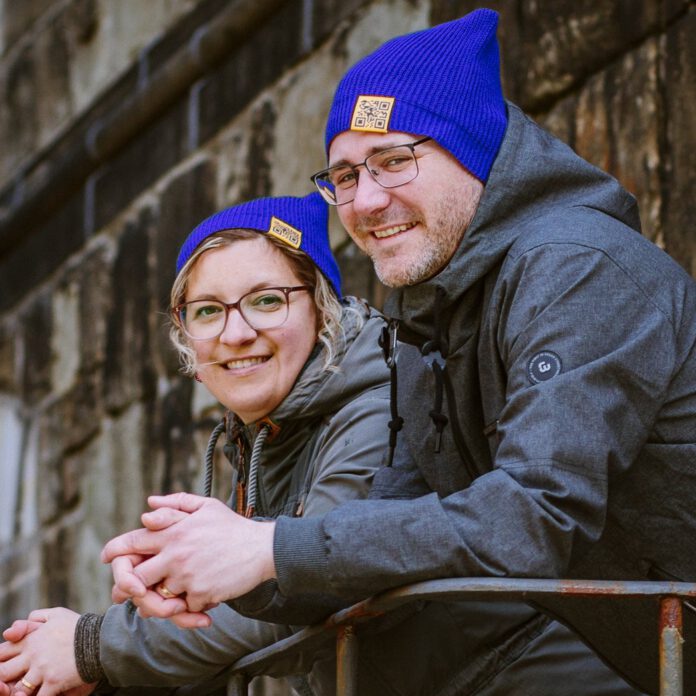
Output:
top-left (218, 308), bottom-right (258, 344)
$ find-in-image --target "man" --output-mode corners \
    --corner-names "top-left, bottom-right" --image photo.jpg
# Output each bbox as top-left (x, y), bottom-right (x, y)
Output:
top-left (102, 9), bottom-right (696, 695)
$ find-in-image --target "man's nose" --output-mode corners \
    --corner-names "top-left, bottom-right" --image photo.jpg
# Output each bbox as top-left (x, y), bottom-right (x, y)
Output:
top-left (218, 308), bottom-right (257, 344)
top-left (351, 169), bottom-right (390, 216)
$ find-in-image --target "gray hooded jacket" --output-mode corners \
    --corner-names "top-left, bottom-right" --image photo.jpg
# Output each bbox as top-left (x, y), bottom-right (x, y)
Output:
top-left (274, 104), bottom-right (696, 695)
top-left (84, 299), bottom-right (390, 692)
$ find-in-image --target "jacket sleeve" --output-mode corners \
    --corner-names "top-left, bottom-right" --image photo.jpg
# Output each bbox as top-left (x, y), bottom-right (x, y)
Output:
top-left (99, 601), bottom-right (295, 686)
top-left (273, 240), bottom-right (683, 598)
top-left (228, 391), bottom-right (390, 624)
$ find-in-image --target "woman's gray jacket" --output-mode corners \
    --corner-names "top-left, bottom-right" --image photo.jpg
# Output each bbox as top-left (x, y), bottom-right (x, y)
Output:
top-left (273, 103), bottom-right (696, 695)
top-left (87, 299), bottom-right (390, 690)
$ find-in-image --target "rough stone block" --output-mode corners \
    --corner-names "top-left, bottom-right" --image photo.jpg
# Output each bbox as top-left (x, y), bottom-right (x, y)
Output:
top-left (662, 9), bottom-right (696, 276)
top-left (0, 321), bottom-right (17, 392)
top-left (41, 524), bottom-right (74, 608)
top-left (152, 378), bottom-right (196, 495)
top-left (0, 191), bottom-right (84, 314)
top-left (0, 537), bottom-right (41, 627)
top-left (92, 101), bottom-right (188, 235)
top-left (51, 280), bottom-right (81, 397)
top-left (241, 100), bottom-right (276, 200)
top-left (506, 0), bottom-right (688, 110)
top-left (0, 396), bottom-right (23, 545)
top-left (0, 45), bottom-right (39, 191)
top-left (19, 294), bottom-right (52, 405)
top-left (196, 1), bottom-right (304, 148)
top-left (40, 374), bottom-right (101, 469)
top-left (33, 8), bottom-right (72, 147)
top-left (539, 38), bottom-right (661, 245)
top-left (77, 244), bottom-right (112, 374)
top-left (103, 208), bottom-right (156, 413)
top-left (311, 0), bottom-right (373, 47)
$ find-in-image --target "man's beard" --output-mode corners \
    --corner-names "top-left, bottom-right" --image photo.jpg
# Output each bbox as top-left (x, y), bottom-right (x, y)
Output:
top-left (368, 187), bottom-right (478, 288)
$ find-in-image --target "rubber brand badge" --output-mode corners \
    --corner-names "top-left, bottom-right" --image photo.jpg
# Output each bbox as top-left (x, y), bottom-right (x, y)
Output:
top-left (350, 95), bottom-right (395, 133)
top-left (527, 351), bottom-right (563, 384)
top-left (267, 216), bottom-right (302, 249)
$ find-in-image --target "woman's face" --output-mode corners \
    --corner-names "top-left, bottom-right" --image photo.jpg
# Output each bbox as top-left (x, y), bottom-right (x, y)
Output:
top-left (185, 237), bottom-right (318, 423)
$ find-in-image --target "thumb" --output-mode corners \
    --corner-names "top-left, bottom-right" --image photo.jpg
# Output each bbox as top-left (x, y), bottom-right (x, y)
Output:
top-left (148, 492), bottom-right (208, 514)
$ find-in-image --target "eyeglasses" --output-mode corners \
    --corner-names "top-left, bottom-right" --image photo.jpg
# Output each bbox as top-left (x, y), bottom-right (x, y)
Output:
top-left (311, 137), bottom-right (432, 206)
top-left (173, 286), bottom-right (311, 340)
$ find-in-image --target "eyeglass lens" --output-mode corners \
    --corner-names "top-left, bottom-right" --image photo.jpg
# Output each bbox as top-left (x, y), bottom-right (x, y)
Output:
top-left (314, 141), bottom-right (422, 205)
top-left (180, 288), bottom-right (292, 339)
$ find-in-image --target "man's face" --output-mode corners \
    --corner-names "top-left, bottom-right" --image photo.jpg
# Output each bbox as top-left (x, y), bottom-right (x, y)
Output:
top-left (329, 130), bottom-right (484, 287)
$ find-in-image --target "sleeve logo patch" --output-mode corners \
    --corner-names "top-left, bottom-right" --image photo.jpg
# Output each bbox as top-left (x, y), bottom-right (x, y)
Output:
top-left (350, 95), bottom-right (395, 133)
top-left (267, 216), bottom-right (302, 249)
top-left (527, 351), bottom-right (563, 384)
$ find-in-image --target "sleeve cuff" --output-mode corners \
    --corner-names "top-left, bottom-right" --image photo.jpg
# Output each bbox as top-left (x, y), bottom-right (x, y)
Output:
top-left (74, 612), bottom-right (106, 684)
top-left (273, 515), bottom-right (329, 594)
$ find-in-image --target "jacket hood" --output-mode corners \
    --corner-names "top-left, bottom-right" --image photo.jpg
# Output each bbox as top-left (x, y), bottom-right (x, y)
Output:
top-left (264, 295), bottom-right (383, 425)
top-left (387, 102), bottom-right (642, 338)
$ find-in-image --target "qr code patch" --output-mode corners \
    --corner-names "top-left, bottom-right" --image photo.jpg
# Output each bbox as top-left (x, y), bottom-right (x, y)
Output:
top-left (351, 95), bottom-right (395, 133)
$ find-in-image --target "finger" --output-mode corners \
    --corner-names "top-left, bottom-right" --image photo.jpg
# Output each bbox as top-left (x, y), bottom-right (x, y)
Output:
top-left (1, 619), bottom-right (41, 644)
top-left (25, 611), bottom-right (49, 624)
top-left (132, 591), bottom-right (188, 619)
top-left (147, 492), bottom-right (207, 514)
top-left (111, 584), bottom-right (131, 604)
top-left (111, 555), bottom-right (148, 599)
top-left (141, 507), bottom-right (189, 531)
top-left (119, 554), bottom-right (171, 591)
top-left (10, 670), bottom-right (36, 694)
top-left (0, 639), bottom-right (21, 660)
top-left (100, 528), bottom-right (163, 564)
top-left (169, 611), bottom-right (213, 629)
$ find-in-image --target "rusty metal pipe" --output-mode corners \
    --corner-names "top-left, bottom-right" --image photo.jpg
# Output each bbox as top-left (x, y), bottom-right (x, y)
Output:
top-left (336, 625), bottom-right (359, 696)
top-left (660, 596), bottom-right (683, 696)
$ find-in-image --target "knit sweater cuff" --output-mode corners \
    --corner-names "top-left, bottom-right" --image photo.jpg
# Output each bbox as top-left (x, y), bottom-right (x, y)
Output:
top-left (74, 613), bottom-right (106, 684)
top-left (274, 515), bottom-right (329, 594)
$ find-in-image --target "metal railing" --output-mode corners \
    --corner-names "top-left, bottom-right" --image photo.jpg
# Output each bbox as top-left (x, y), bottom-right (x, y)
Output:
top-left (225, 578), bottom-right (696, 696)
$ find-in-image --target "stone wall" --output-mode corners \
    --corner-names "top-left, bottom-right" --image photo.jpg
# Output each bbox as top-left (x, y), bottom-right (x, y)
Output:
top-left (0, 0), bottom-right (694, 679)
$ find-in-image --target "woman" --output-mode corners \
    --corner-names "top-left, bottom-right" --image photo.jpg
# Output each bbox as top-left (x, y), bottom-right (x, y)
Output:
top-left (0, 193), bottom-right (390, 695)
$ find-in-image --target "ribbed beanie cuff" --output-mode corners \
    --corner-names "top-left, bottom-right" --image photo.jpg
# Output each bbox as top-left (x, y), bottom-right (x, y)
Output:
top-left (325, 9), bottom-right (507, 182)
top-left (175, 192), bottom-right (341, 297)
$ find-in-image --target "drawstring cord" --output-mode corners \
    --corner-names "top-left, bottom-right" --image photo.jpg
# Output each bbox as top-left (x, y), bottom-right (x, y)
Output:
top-left (202, 416), bottom-right (272, 517)
top-left (421, 286), bottom-right (449, 453)
top-left (379, 318), bottom-right (403, 467)
top-left (244, 422), bottom-right (271, 518)
top-left (203, 419), bottom-right (227, 497)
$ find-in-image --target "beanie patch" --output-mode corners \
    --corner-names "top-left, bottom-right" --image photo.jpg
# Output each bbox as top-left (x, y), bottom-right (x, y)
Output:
top-left (351, 95), bottom-right (395, 133)
top-left (268, 216), bottom-right (302, 249)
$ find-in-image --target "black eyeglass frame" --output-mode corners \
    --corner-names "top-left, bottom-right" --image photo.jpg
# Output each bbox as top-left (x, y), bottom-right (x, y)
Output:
top-left (173, 285), bottom-right (311, 340)
top-left (310, 136), bottom-right (432, 206)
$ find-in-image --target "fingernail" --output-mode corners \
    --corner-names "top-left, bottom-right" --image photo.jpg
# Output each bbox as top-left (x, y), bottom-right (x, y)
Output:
top-left (195, 617), bottom-right (210, 628)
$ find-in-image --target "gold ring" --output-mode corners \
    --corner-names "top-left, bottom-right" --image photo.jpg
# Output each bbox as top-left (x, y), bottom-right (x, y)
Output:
top-left (156, 583), bottom-right (177, 599)
top-left (20, 677), bottom-right (36, 691)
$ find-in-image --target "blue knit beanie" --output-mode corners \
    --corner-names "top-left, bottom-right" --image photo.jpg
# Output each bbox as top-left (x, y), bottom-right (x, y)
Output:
top-left (176, 192), bottom-right (341, 297)
top-left (325, 9), bottom-right (507, 183)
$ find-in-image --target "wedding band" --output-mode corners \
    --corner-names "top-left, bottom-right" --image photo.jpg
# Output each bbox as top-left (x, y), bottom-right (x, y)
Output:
top-left (156, 583), bottom-right (177, 599)
top-left (20, 677), bottom-right (36, 691)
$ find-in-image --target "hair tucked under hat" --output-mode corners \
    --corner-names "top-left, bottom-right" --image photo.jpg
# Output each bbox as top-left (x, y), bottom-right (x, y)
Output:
top-left (325, 8), bottom-right (507, 183)
top-left (175, 192), bottom-right (341, 297)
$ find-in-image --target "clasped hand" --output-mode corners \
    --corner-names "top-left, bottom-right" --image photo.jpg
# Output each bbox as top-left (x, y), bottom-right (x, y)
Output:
top-left (102, 492), bottom-right (277, 628)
